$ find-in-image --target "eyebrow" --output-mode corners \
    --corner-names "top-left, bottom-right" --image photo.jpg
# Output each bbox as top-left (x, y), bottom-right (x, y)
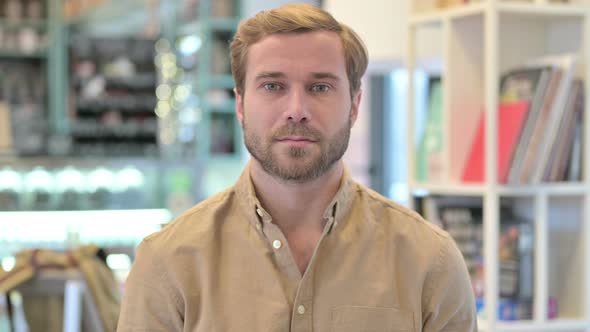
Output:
top-left (253, 71), bottom-right (342, 82)
top-left (254, 72), bottom-right (286, 81)
top-left (311, 72), bottom-right (341, 81)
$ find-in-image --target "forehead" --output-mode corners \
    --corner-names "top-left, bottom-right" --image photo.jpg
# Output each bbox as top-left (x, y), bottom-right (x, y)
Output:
top-left (246, 31), bottom-right (346, 79)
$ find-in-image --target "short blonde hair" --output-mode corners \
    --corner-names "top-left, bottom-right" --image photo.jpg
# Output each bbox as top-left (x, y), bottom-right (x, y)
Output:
top-left (230, 3), bottom-right (368, 96)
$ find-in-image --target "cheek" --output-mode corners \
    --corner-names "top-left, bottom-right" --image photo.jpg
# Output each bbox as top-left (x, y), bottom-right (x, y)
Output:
top-left (318, 100), bottom-right (352, 127)
top-left (244, 99), bottom-right (282, 124)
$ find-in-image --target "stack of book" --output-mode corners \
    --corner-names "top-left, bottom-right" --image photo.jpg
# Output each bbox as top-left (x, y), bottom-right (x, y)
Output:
top-left (419, 196), bottom-right (560, 319)
top-left (462, 53), bottom-right (584, 184)
top-left (497, 210), bottom-right (534, 320)
top-left (420, 197), bottom-right (485, 302)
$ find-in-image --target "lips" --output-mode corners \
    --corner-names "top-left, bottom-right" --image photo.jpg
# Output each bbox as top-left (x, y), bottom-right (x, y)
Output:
top-left (277, 136), bottom-right (316, 143)
top-left (275, 136), bottom-right (317, 148)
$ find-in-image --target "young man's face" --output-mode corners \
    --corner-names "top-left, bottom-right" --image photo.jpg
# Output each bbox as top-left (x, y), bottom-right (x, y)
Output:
top-left (235, 31), bottom-right (361, 182)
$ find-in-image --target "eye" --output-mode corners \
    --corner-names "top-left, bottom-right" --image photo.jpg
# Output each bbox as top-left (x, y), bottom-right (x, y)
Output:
top-left (310, 84), bottom-right (330, 93)
top-left (263, 83), bottom-right (282, 91)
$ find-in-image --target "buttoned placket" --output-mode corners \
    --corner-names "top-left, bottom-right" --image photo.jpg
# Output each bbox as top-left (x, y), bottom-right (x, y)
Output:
top-left (255, 205), bottom-right (301, 281)
top-left (253, 202), bottom-right (338, 332)
top-left (289, 213), bottom-right (337, 332)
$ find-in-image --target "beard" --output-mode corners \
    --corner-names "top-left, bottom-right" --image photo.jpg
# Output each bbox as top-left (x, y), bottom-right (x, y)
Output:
top-left (243, 115), bottom-right (351, 183)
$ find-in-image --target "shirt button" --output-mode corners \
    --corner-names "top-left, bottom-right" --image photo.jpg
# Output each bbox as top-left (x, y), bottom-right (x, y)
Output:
top-left (256, 208), bottom-right (263, 217)
top-left (272, 240), bottom-right (282, 249)
top-left (297, 305), bottom-right (305, 315)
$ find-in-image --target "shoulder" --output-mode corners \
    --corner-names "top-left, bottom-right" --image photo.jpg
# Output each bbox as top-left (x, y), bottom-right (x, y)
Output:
top-left (353, 183), bottom-right (450, 242)
top-left (141, 185), bottom-right (238, 255)
top-left (352, 184), bottom-right (471, 287)
top-left (349, 183), bottom-right (465, 271)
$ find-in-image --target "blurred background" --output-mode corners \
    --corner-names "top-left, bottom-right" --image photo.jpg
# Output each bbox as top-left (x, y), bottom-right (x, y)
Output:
top-left (4, 0), bottom-right (590, 330)
top-left (0, 2), bottom-right (385, 329)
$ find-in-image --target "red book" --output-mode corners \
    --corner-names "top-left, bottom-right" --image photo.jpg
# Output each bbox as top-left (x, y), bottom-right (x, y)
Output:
top-left (462, 101), bottom-right (530, 183)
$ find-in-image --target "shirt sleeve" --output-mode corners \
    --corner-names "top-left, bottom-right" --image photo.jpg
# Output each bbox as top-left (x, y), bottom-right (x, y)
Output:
top-left (117, 239), bottom-right (184, 332)
top-left (422, 235), bottom-right (478, 332)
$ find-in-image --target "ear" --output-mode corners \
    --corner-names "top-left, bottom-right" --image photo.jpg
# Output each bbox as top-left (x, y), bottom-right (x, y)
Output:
top-left (234, 88), bottom-right (244, 128)
top-left (350, 89), bottom-right (362, 127)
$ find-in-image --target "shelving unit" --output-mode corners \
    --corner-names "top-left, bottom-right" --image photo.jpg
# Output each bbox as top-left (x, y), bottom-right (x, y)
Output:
top-left (407, 0), bottom-right (590, 330)
top-left (1, 0), bottom-right (244, 163)
top-left (166, 0), bottom-right (245, 197)
top-left (195, 0), bottom-right (243, 161)
top-left (68, 36), bottom-right (159, 157)
top-left (0, 0), bottom-right (67, 155)
top-left (0, 0), bottom-right (245, 258)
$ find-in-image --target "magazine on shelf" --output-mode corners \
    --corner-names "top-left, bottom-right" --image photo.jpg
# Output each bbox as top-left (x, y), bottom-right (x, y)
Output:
top-left (567, 115), bottom-right (583, 182)
top-left (525, 54), bottom-right (579, 183)
top-left (461, 66), bottom-right (551, 183)
top-left (544, 80), bottom-right (584, 181)
top-left (459, 52), bottom-right (582, 185)
top-left (507, 67), bottom-right (562, 184)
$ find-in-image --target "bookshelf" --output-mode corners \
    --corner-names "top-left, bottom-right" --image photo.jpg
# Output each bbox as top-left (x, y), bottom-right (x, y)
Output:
top-left (407, 0), bottom-right (590, 330)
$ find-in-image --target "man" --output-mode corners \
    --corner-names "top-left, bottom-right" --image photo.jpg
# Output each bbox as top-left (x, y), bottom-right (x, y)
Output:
top-left (118, 4), bottom-right (477, 331)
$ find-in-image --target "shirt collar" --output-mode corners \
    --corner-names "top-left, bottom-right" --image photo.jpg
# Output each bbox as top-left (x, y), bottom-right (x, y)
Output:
top-left (234, 162), bottom-right (270, 228)
top-left (234, 161), bottom-right (357, 232)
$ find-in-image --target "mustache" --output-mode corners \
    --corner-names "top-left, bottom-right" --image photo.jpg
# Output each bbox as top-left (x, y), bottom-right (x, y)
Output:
top-left (272, 124), bottom-right (321, 141)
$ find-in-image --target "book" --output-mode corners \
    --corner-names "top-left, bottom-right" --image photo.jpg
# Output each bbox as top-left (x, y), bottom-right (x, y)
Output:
top-left (498, 298), bottom-right (533, 320)
top-left (420, 196), bottom-right (444, 229)
top-left (499, 67), bottom-right (549, 104)
top-left (462, 67), bottom-right (551, 183)
top-left (501, 66), bottom-right (553, 184)
top-left (499, 214), bottom-right (534, 301)
top-left (416, 79), bottom-right (444, 182)
top-left (509, 69), bottom-right (563, 184)
top-left (462, 102), bottom-right (530, 183)
top-left (427, 198), bottom-right (484, 298)
top-left (544, 80), bottom-right (584, 181)
top-left (527, 54), bottom-right (579, 183)
top-left (478, 297), bottom-right (558, 320)
top-left (567, 115), bottom-right (583, 182)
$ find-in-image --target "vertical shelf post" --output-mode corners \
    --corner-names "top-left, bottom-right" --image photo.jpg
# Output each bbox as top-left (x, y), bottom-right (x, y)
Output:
top-left (484, 0), bottom-right (499, 327)
top-left (584, 7), bottom-right (590, 328)
top-left (441, 18), bottom-right (451, 183)
top-left (197, 0), bottom-right (212, 161)
top-left (47, 0), bottom-right (68, 136)
top-left (534, 192), bottom-right (548, 322)
top-left (407, 23), bottom-right (416, 193)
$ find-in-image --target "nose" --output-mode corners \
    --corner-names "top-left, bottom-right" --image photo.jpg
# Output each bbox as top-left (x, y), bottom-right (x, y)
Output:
top-left (284, 87), bottom-right (311, 123)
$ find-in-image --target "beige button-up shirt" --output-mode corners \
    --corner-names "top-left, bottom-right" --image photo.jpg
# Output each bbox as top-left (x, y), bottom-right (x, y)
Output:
top-left (118, 166), bottom-right (477, 331)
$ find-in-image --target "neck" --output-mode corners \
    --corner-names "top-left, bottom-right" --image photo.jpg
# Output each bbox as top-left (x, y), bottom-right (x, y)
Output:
top-left (250, 160), bottom-right (343, 232)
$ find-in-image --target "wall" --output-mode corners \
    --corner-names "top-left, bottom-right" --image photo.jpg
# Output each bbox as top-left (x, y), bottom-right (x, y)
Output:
top-left (323, 0), bottom-right (408, 61)
top-left (322, 0), bottom-right (409, 187)
top-left (242, 0), bottom-right (320, 18)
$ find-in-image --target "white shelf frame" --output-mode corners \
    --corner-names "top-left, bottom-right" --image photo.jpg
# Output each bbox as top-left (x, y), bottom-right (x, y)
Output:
top-left (496, 319), bottom-right (590, 331)
top-left (407, 0), bottom-right (590, 330)
top-left (410, 183), bottom-right (589, 196)
top-left (410, 0), bottom-right (589, 27)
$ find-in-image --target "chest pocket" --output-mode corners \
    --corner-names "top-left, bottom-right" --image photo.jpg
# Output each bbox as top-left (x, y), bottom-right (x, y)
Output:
top-left (331, 306), bottom-right (415, 332)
